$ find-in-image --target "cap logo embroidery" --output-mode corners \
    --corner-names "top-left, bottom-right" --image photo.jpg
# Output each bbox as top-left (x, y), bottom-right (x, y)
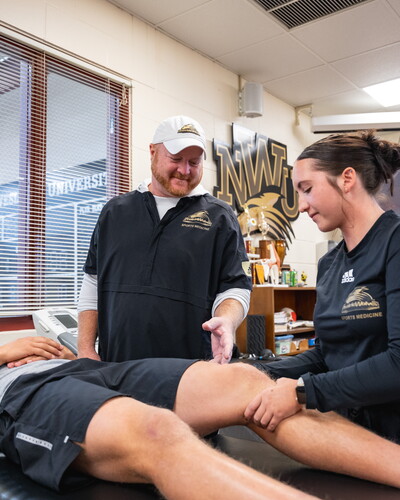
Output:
top-left (178, 124), bottom-right (200, 136)
top-left (182, 210), bottom-right (212, 231)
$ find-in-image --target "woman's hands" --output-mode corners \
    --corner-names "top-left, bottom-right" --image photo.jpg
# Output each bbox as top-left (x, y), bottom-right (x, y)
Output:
top-left (244, 377), bottom-right (302, 431)
top-left (0, 336), bottom-right (76, 368)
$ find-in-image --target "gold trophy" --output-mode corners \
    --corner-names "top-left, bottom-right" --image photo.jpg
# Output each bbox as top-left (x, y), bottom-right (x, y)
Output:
top-left (274, 239), bottom-right (286, 268)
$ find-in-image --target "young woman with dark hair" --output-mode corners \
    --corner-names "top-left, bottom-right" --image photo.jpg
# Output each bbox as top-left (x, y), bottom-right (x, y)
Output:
top-left (245, 131), bottom-right (400, 444)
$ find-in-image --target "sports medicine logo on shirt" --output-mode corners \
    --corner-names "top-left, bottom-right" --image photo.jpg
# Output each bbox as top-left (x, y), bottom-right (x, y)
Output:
top-left (341, 269), bottom-right (354, 283)
top-left (341, 286), bottom-right (381, 315)
top-left (182, 210), bottom-right (212, 231)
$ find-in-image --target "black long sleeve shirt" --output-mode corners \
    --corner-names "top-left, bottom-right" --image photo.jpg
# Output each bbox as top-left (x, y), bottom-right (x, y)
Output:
top-left (267, 211), bottom-right (400, 441)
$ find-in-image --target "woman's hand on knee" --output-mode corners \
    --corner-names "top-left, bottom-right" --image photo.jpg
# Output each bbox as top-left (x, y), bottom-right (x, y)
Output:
top-left (244, 378), bottom-right (302, 431)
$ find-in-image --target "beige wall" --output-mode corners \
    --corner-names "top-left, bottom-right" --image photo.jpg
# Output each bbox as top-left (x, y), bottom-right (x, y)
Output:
top-left (0, 0), bottom-right (340, 285)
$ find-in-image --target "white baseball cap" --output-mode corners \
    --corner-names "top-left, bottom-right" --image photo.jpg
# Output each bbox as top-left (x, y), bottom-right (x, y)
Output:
top-left (152, 115), bottom-right (206, 158)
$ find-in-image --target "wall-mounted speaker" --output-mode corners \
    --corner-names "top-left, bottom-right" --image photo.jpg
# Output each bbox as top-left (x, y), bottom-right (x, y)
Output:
top-left (240, 82), bottom-right (263, 118)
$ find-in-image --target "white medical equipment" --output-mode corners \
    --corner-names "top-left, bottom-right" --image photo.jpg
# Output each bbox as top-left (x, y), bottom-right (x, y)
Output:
top-left (32, 308), bottom-right (79, 355)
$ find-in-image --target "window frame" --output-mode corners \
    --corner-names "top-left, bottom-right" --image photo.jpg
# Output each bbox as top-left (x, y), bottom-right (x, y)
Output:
top-left (0, 33), bottom-right (130, 328)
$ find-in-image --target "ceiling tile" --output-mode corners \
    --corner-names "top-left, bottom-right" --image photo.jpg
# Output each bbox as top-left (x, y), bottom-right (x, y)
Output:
top-left (333, 42), bottom-right (400, 87)
top-left (264, 66), bottom-right (354, 107)
top-left (217, 34), bottom-right (323, 81)
top-left (108, 0), bottom-right (210, 25)
top-left (388, 0), bottom-right (400, 16)
top-left (310, 89), bottom-right (396, 116)
top-left (158, 0), bottom-right (284, 59)
top-left (292, 0), bottom-right (400, 62)
top-left (106, 0), bottom-right (400, 117)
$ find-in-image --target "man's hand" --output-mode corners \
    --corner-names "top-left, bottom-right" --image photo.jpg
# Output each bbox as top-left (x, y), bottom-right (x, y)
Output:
top-left (244, 377), bottom-right (302, 431)
top-left (203, 298), bottom-right (245, 364)
top-left (0, 336), bottom-right (65, 368)
top-left (202, 317), bottom-right (234, 364)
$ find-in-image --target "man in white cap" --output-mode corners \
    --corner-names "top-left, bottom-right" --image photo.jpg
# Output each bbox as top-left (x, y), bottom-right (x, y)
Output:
top-left (77, 116), bottom-right (251, 363)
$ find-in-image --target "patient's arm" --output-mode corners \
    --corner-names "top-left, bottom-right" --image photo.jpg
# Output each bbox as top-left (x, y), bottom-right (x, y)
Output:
top-left (0, 336), bottom-right (75, 368)
top-left (7, 344), bottom-right (77, 367)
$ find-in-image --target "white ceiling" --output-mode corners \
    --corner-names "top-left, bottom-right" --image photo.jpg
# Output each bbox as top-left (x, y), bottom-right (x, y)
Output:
top-left (107, 0), bottom-right (400, 117)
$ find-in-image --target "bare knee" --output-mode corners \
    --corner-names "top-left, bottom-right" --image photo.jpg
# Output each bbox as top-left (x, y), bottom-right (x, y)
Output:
top-left (175, 361), bottom-right (275, 434)
top-left (224, 362), bottom-right (275, 394)
top-left (182, 361), bottom-right (273, 395)
top-left (115, 404), bottom-right (194, 459)
top-left (141, 406), bottom-right (194, 449)
top-left (128, 406), bottom-right (197, 478)
top-left (75, 398), bottom-right (195, 483)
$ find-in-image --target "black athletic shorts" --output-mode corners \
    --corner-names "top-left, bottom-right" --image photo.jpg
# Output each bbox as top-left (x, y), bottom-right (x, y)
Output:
top-left (0, 357), bottom-right (198, 491)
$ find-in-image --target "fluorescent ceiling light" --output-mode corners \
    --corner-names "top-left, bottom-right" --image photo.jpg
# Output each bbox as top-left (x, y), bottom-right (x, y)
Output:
top-left (363, 78), bottom-right (400, 107)
top-left (311, 112), bottom-right (400, 133)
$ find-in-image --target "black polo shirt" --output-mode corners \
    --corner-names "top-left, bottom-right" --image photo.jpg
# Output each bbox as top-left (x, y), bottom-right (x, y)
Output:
top-left (84, 191), bottom-right (251, 362)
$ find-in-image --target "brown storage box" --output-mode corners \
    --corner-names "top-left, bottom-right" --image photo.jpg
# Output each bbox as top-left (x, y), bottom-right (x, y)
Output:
top-left (290, 338), bottom-right (309, 353)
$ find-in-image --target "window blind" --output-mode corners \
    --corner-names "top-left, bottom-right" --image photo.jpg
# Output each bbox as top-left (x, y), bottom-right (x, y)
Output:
top-left (0, 34), bottom-right (130, 315)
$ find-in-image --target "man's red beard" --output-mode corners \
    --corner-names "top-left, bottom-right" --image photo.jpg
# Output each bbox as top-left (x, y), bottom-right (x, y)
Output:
top-left (151, 165), bottom-right (199, 196)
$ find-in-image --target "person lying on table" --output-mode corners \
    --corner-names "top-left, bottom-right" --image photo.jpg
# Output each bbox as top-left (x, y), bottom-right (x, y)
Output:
top-left (0, 335), bottom-right (399, 500)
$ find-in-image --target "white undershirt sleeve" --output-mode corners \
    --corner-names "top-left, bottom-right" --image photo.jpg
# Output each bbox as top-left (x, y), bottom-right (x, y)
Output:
top-left (77, 273), bottom-right (98, 312)
top-left (211, 288), bottom-right (251, 321)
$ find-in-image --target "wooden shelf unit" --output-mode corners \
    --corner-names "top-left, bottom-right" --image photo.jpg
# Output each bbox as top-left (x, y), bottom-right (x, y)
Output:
top-left (236, 286), bottom-right (316, 355)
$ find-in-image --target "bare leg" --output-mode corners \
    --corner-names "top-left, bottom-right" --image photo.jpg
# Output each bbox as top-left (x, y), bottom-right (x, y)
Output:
top-left (73, 396), bottom-right (316, 500)
top-left (174, 361), bottom-right (400, 488)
